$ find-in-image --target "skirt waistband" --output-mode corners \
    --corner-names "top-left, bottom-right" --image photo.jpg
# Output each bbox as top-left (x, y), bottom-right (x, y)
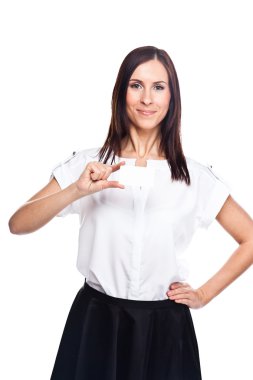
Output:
top-left (83, 281), bottom-right (182, 309)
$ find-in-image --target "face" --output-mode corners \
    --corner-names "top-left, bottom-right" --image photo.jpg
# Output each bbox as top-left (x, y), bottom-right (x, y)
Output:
top-left (126, 59), bottom-right (171, 132)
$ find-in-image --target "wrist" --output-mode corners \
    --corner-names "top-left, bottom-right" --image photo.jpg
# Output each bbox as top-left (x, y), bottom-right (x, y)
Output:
top-left (69, 182), bottom-right (88, 200)
top-left (196, 287), bottom-right (212, 307)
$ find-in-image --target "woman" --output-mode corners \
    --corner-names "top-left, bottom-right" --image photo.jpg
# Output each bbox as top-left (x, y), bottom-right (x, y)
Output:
top-left (9, 46), bottom-right (253, 380)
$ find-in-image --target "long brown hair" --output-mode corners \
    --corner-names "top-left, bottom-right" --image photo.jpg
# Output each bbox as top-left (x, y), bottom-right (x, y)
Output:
top-left (98, 46), bottom-right (190, 185)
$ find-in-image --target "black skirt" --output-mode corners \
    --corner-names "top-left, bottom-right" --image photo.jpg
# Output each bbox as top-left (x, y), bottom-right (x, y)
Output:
top-left (50, 281), bottom-right (202, 380)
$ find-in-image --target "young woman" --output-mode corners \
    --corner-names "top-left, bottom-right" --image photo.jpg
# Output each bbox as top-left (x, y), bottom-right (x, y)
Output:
top-left (9, 46), bottom-right (253, 380)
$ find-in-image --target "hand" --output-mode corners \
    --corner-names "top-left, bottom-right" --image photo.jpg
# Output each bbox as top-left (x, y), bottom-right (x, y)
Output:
top-left (166, 282), bottom-right (206, 309)
top-left (75, 160), bottom-right (126, 196)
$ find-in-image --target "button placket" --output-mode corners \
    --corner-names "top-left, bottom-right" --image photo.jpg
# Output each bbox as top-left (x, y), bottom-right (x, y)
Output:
top-left (128, 186), bottom-right (149, 298)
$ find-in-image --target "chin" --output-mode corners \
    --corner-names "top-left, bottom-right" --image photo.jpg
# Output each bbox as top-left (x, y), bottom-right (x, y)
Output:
top-left (135, 125), bottom-right (160, 132)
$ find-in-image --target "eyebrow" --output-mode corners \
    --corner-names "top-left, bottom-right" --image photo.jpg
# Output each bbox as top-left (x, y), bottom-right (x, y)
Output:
top-left (129, 79), bottom-right (168, 85)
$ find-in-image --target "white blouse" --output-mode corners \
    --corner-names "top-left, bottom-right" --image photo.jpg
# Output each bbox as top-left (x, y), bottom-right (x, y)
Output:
top-left (51, 147), bottom-right (231, 300)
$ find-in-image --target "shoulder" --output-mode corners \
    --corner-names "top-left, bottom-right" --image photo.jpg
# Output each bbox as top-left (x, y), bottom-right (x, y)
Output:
top-left (78, 146), bottom-right (101, 161)
top-left (186, 156), bottom-right (225, 182)
top-left (71, 146), bottom-right (101, 162)
top-left (51, 147), bottom-right (102, 177)
top-left (185, 156), bottom-right (231, 192)
top-left (57, 146), bottom-right (101, 166)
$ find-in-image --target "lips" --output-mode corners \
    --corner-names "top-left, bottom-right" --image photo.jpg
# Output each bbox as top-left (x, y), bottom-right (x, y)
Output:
top-left (137, 110), bottom-right (156, 116)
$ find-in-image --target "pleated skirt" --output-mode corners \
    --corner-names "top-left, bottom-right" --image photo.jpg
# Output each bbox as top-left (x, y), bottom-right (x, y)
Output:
top-left (50, 281), bottom-right (202, 380)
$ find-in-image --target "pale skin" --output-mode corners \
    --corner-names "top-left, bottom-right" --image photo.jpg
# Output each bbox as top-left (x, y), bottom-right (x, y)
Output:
top-left (9, 59), bottom-right (253, 309)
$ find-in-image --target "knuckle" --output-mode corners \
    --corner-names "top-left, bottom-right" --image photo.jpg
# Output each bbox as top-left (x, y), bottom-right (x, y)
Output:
top-left (99, 163), bottom-right (108, 171)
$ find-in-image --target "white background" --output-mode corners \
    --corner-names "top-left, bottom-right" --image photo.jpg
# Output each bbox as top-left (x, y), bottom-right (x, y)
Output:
top-left (1, 1), bottom-right (253, 379)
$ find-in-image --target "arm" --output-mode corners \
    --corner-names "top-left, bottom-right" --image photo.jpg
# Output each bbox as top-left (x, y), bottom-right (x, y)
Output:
top-left (166, 195), bottom-right (253, 308)
top-left (8, 178), bottom-right (81, 234)
top-left (9, 161), bottom-right (125, 235)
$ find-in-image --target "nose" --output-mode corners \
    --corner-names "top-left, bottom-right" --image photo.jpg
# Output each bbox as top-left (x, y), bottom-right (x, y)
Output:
top-left (140, 89), bottom-right (152, 105)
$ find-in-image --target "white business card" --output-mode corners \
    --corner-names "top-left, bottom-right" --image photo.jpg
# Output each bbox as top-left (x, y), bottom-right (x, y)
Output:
top-left (119, 165), bottom-right (155, 187)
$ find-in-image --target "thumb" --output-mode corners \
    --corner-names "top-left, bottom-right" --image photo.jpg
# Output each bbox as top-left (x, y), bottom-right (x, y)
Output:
top-left (102, 180), bottom-right (125, 190)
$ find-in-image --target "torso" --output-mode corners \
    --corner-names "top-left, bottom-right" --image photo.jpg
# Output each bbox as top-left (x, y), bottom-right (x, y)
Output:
top-left (52, 146), bottom-right (230, 300)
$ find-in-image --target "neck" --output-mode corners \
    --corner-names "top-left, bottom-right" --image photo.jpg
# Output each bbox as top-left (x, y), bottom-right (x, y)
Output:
top-left (121, 127), bottom-right (162, 159)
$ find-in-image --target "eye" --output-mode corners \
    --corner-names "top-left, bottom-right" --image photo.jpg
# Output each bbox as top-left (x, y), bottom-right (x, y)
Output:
top-left (154, 85), bottom-right (165, 91)
top-left (129, 83), bottom-right (142, 89)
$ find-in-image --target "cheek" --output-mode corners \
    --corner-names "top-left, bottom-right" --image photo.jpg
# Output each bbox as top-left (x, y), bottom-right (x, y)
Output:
top-left (160, 94), bottom-right (171, 113)
top-left (126, 90), bottom-right (139, 108)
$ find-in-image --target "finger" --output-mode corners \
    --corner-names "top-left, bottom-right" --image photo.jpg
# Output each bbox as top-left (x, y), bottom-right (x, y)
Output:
top-left (168, 291), bottom-right (191, 301)
top-left (90, 169), bottom-right (102, 181)
top-left (101, 180), bottom-right (125, 190)
top-left (167, 286), bottom-right (191, 297)
top-left (174, 299), bottom-right (191, 307)
top-left (169, 282), bottom-right (188, 290)
top-left (85, 161), bottom-right (124, 181)
top-left (98, 169), bottom-right (109, 181)
top-left (99, 162), bottom-right (125, 180)
top-left (111, 161), bottom-right (126, 172)
top-left (87, 163), bottom-right (103, 181)
top-left (100, 166), bottom-right (113, 180)
top-left (90, 164), bottom-right (109, 181)
top-left (175, 298), bottom-right (200, 309)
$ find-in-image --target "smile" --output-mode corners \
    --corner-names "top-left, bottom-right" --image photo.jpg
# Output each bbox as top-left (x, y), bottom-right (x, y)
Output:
top-left (137, 110), bottom-right (156, 116)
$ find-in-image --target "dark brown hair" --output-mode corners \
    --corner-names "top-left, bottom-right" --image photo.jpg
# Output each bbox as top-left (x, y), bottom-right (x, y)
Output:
top-left (98, 45), bottom-right (190, 185)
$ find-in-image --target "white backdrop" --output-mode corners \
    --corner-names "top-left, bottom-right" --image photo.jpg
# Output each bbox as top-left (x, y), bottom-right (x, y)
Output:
top-left (1, 1), bottom-right (252, 379)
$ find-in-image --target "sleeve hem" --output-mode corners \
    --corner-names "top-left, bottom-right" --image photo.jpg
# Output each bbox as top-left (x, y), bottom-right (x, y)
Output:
top-left (200, 182), bottom-right (230, 229)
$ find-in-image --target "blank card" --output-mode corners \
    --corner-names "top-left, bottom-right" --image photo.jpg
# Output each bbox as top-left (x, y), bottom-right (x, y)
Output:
top-left (119, 165), bottom-right (155, 187)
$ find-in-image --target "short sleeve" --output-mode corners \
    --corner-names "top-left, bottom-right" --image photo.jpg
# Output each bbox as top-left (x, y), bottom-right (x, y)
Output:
top-left (50, 151), bottom-right (86, 217)
top-left (196, 164), bottom-right (231, 229)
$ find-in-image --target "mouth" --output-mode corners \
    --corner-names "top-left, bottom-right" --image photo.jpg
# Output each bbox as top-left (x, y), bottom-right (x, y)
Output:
top-left (137, 110), bottom-right (157, 116)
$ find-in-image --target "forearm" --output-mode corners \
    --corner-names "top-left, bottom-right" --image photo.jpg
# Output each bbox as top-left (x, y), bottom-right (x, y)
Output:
top-left (198, 241), bottom-right (253, 305)
top-left (9, 183), bottom-right (83, 235)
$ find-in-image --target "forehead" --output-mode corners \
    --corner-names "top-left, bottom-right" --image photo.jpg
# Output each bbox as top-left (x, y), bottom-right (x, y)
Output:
top-left (130, 59), bottom-right (168, 82)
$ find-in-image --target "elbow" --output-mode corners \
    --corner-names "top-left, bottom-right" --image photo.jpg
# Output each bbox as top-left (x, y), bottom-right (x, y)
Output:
top-left (9, 218), bottom-right (19, 235)
top-left (249, 240), bottom-right (253, 265)
top-left (239, 239), bottom-right (253, 266)
top-left (9, 213), bottom-right (39, 235)
top-left (8, 216), bottom-right (25, 235)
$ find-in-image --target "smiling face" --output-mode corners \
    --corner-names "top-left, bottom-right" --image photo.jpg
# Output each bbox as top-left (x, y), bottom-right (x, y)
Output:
top-left (126, 59), bottom-right (171, 133)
